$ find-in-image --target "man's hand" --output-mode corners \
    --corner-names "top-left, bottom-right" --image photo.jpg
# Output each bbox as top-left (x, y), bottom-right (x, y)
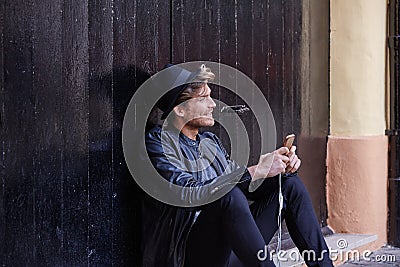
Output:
top-left (285, 146), bottom-right (301, 173)
top-left (248, 147), bottom-right (290, 181)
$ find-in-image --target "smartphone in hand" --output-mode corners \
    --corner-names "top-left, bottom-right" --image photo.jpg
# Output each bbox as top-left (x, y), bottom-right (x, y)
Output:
top-left (283, 134), bottom-right (295, 150)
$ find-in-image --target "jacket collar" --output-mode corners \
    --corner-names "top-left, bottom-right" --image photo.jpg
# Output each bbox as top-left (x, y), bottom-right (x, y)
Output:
top-left (163, 124), bottom-right (200, 147)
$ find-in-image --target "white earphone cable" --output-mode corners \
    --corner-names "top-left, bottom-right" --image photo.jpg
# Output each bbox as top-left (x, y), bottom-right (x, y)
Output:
top-left (277, 173), bottom-right (283, 267)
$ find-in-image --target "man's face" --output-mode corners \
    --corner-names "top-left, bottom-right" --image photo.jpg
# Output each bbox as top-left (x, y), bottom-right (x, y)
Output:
top-left (180, 84), bottom-right (216, 128)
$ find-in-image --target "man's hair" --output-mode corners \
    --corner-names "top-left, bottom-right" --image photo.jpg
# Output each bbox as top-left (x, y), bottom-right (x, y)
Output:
top-left (175, 65), bottom-right (215, 106)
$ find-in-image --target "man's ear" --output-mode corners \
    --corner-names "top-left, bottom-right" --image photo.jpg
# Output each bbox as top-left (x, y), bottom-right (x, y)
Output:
top-left (173, 105), bottom-right (185, 117)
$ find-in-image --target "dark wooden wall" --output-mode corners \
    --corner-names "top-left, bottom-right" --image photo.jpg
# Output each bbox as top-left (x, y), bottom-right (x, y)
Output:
top-left (388, 0), bottom-right (400, 247)
top-left (170, 0), bottom-right (303, 165)
top-left (0, 0), bottom-right (327, 265)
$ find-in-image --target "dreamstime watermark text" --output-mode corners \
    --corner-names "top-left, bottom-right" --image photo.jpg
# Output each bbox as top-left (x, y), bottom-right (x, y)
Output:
top-left (257, 239), bottom-right (397, 263)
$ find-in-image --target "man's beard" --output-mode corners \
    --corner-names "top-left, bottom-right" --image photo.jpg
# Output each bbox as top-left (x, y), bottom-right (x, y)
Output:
top-left (186, 116), bottom-right (215, 128)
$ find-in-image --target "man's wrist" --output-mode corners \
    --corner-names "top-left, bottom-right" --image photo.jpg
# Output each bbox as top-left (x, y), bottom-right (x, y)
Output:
top-left (247, 165), bottom-right (257, 181)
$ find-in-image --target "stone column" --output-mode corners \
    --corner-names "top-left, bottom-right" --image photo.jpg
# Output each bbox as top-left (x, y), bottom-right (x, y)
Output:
top-left (328, 0), bottom-right (388, 250)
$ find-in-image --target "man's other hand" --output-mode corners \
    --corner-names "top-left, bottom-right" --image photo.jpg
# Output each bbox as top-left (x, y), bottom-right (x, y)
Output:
top-left (285, 145), bottom-right (301, 173)
top-left (248, 147), bottom-right (290, 181)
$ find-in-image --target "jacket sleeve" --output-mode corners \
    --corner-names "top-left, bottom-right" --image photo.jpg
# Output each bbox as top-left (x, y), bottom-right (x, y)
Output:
top-left (145, 130), bottom-right (252, 205)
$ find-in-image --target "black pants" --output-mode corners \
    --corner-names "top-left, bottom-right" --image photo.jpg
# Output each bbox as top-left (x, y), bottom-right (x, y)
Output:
top-left (184, 175), bottom-right (334, 267)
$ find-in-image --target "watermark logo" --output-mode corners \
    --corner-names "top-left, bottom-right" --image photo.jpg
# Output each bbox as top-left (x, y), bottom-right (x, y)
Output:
top-left (336, 238), bottom-right (348, 250)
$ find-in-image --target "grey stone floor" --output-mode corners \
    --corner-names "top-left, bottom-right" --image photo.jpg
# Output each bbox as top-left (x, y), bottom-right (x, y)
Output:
top-left (339, 246), bottom-right (400, 266)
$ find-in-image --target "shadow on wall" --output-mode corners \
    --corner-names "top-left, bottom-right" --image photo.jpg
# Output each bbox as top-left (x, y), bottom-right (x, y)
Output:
top-left (88, 65), bottom-right (152, 265)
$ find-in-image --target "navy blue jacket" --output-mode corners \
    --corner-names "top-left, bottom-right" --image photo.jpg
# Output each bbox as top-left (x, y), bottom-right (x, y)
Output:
top-left (140, 125), bottom-right (252, 267)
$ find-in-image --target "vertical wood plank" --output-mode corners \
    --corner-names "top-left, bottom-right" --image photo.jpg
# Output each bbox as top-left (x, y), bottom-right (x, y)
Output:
top-left (267, 0), bottom-right (284, 142)
top-left (61, 0), bottom-right (90, 265)
top-left (251, 0), bottom-right (270, 165)
top-left (282, 0), bottom-right (302, 135)
top-left (293, 0), bottom-right (302, 134)
top-left (88, 0), bottom-right (114, 265)
top-left (112, 0), bottom-right (138, 264)
top-left (282, 0), bottom-right (293, 134)
top-left (216, 0), bottom-right (238, 154)
top-left (3, 0), bottom-right (36, 264)
top-left (236, 0), bottom-right (258, 165)
top-left (0, 0), bottom-right (5, 263)
top-left (31, 0), bottom-right (64, 265)
top-left (113, 0), bottom-right (136, 67)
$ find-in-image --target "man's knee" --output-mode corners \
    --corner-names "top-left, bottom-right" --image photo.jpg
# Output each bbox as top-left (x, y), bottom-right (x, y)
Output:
top-left (282, 175), bottom-right (310, 200)
top-left (219, 186), bottom-right (249, 211)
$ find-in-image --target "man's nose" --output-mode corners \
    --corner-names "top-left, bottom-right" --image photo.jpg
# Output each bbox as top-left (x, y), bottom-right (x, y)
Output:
top-left (209, 98), bottom-right (217, 108)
